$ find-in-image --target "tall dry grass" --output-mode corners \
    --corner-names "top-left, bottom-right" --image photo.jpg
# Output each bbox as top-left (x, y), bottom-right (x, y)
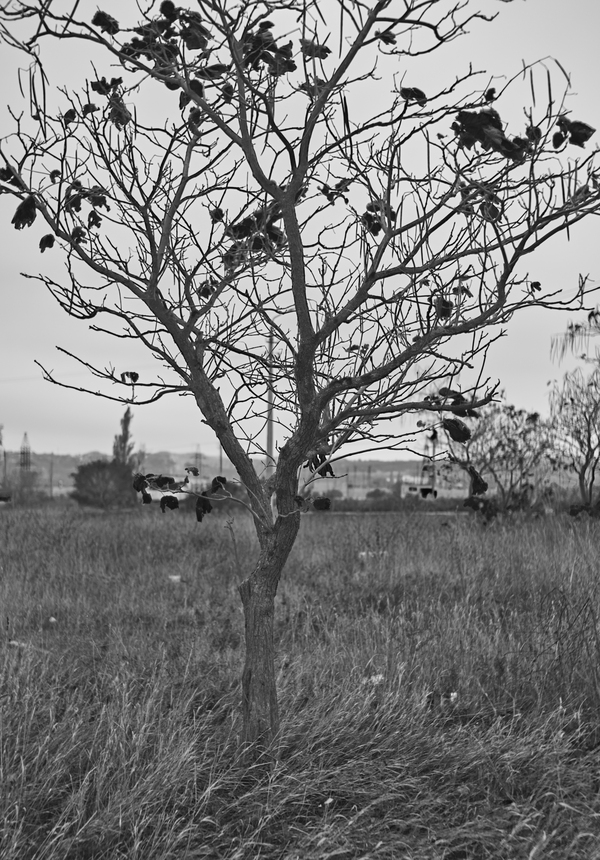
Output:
top-left (1, 506), bottom-right (600, 859)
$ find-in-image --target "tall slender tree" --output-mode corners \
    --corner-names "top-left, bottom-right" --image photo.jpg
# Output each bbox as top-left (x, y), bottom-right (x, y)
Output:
top-left (112, 406), bottom-right (136, 469)
top-left (2, 0), bottom-right (600, 745)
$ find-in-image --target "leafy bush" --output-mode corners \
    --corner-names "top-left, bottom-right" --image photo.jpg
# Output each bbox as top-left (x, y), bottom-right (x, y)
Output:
top-left (71, 459), bottom-right (136, 508)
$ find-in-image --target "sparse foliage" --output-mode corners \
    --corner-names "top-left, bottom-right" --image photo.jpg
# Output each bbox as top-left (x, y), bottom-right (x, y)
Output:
top-left (2, 0), bottom-right (600, 745)
top-left (549, 367), bottom-right (600, 506)
top-left (445, 399), bottom-right (554, 511)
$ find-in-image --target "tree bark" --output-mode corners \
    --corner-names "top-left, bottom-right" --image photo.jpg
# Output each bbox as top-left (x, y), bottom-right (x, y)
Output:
top-left (238, 512), bottom-right (299, 748)
top-left (579, 468), bottom-right (592, 505)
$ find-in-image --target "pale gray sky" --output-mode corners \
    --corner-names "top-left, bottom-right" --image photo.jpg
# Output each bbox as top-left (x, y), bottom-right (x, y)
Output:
top-left (1, 0), bottom-right (599, 456)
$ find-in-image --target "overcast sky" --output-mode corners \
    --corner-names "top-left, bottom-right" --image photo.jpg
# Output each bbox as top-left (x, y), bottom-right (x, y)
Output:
top-left (1, 0), bottom-right (599, 457)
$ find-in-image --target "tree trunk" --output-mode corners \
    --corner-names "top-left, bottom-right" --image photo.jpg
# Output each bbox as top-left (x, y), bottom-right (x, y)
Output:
top-left (238, 514), bottom-right (299, 748)
top-left (579, 469), bottom-right (591, 505)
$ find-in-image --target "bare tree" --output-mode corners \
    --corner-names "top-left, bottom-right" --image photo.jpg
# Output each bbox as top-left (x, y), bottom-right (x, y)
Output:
top-left (549, 367), bottom-right (600, 506)
top-left (1, 0), bottom-right (600, 745)
top-left (443, 397), bottom-right (554, 510)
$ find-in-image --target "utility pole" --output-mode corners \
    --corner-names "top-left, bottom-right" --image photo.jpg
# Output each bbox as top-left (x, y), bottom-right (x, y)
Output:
top-left (265, 330), bottom-right (275, 477)
top-left (20, 432), bottom-right (31, 471)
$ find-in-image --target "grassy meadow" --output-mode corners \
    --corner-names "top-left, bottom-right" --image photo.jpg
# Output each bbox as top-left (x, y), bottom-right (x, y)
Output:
top-left (1, 504), bottom-right (600, 859)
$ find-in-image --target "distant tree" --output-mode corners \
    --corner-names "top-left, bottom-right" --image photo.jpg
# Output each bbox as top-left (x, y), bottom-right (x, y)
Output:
top-left (71, 458), bottom-right (136, 508)
top-left (549, 367), bottom-right (600, 505)
top-left (73, 409), bottom-right (138, 506)
top-left (112, 407), bottom-right (136, 468)
top-left (366, 488), bottom-right (388, 499)
top-left (444, 399), bottom-right (554, 510)
top-left (551, 291), bottom-right (600, 361)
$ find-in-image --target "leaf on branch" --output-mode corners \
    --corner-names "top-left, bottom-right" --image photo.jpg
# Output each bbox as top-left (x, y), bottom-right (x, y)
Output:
top-left (479, 198), bottom-right (503, 222)
top-left (552, 131), bottom-right (565, 149)
top-left (90, 77), bottom-right (121, 96)
top-left (299, 78), bottom-right (327, 99)
top-left (442, 418), bottom-right (471, 443)
top-left (467, 465), bottom-right (488, 496)
top-left (88, 210), bottom-right (102, 229)
top-left (526, 125), bottom-right (542, 143)
top-left (142, 490), bottom-right (152, 504)
top-left (529, 281), bottom-right (541, 294)
top-left (63, 108), bottom-right (77, 126)
top-left (557, 116), bottom-right (595, 148)
top-left (300, 39), bottom-right (331, 60)
top-left (154, 475), bottom-right (174, 489)
top-left (120, 371), bottom-right (139, 384)
top-left (160, 1), bottom-right (178, 23)
top-left (11, 196), bottom-right (36, 230)
top-left (133, 474), bottom-right (148, 492)
top-left (226, 217), bottom-right (255, 240)
top-left (243, 23), bottom-right (295, 75)
top-left (92, 11), bottom-right (120, 36)
top-left (484, 87), bottom-right (496, 103)
top-left (195, 493), bottom-right (213, 522)
top-left (108, 94), bottom-right (132, 129)
top-left (313, 497), bottom-right (331, 511)
top-left (222, 243), bottom-right (246, 272)
top-left (160, 495), bottom-right (179, 513)
top-left (361, 209), bottom-right (383, 236)
top-left (179, 13), bottom-right (212, 51)
top-left (439, 387), bottom-right (462, 398)
top-left (82, 103), bottom-right (99, 116)
top-left (211, 475), bottom-right (227, 493)
top-left (305, 449), bottom-right (335, 477)
top-left (199, 279), bottom-right (216, 299)
top-left (376, 30), bottom-right (396, 46)
top-left (196, 64), bottom-right (229, 81)
top-left (185, 466), bottom-right (199, 476)
top-left (39, 234), bottom-right (55, 253)
top-left (87, 186), bottom-right (109, 209)
top-left (209, 207), bottom-right (224, 222)
top-left (444, 393), bottom-right (479, 418)
top-left (400, 87), bottom-right (427, 107)
top-left (433, 296), bottom-right (454, 319)
top-left (0, 166), bottom-right (19, 186)
top-left (188, 108), bottom-right (202, 132)
top-left (71, 226), bottom-right (86, 244)
top-left (222, 83), bottom-right (234, 103)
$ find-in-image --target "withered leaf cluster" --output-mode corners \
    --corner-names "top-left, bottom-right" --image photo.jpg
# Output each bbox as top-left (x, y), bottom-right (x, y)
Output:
top-left (132, 471), bottom-right (227, 524)
top-left (442, 417), bottom-right (471, 443)
top-left (452, 108), bottom-right (536, 162)
top-left (553, 115), bottom-right (595, 149)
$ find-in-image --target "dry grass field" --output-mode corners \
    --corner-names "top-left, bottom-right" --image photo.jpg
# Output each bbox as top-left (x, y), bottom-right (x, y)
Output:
top-left (1, 505), bottom-right (600, 859)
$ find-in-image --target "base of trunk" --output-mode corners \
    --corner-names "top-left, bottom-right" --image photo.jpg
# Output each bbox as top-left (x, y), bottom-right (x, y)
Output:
top-left (239, 577), bottom-right (279, 747)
